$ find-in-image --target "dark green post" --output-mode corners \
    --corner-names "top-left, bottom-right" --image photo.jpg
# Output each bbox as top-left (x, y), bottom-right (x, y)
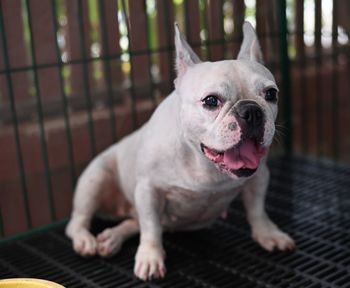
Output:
top-left (278, 0), bottom-right (292, 155)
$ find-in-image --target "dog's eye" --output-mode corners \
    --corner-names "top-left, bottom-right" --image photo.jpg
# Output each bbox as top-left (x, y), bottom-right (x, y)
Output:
top-left (264, 88), bottom-right (278, 102)
top-left (203, 95), bottom-right (220, 108)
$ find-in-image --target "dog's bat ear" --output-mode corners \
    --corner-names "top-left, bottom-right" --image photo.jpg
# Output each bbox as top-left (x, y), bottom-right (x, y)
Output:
top-left (237, 22), bottom-right (263, 64)
top-left (174, 23), bottom-right (201, 82)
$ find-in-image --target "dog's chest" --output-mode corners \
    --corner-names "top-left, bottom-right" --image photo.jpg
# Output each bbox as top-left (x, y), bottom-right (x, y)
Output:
top-left (161, 185), bottom-right (239, 230)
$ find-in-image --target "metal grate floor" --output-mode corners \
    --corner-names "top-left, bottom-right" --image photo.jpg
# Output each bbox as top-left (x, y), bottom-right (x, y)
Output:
top-left (1, 155), bottom-right (350, 288)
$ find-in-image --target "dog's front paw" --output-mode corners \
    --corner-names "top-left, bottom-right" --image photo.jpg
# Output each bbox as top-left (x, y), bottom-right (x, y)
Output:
top-left (72, 230), bottom-right (97, 257)
top-left (252, 221), bottom-right (295, 252)
top-left (134, 242), bottom-right (166, 281)
top-left (96, 228), bottom-right (123, 257)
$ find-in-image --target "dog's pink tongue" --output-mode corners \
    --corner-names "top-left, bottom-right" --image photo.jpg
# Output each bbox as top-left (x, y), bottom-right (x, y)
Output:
top-left (223, 139), bottom-right (267, 170)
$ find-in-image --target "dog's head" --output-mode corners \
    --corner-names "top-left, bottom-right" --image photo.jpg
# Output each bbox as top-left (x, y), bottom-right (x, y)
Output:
top-left (174, 23), bottom-right (278, 179)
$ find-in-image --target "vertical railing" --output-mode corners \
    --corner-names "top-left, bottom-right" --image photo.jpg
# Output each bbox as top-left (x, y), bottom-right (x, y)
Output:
top-left (156, 0), bottom-right (175, 96)
top-left (184, 1), bottom-right (202, 57)
top-left (52, 0), bottom-right (77, 196)
top-left (144, 0), bottom-right (158, 110)
top-left (206, 0), bottom-right (225, 61)
top-left (314, 0), bottom-right (322, 157)
top-left (120, 0), bottom-right (138, 129)
top-left (128, 0), bottom-right (153, 103)
top-left (278, 0), bottom-right (292, 154)
top-left (331, 0), bottom-right (339, 160)
top-left (232, 0), bottom-right (245, 57)
top-left (294, 0), bottom-right (306, 154)
top-left (77, 0), bottom-right (97, 157)
top-left (26, 0), bottom-right (55, 222)
top-left (98, 0), bottom-right (120, 143)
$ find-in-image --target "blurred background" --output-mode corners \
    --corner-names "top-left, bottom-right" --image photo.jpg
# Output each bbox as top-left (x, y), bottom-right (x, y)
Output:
top-left (0, 0), bottom-right (349, 237)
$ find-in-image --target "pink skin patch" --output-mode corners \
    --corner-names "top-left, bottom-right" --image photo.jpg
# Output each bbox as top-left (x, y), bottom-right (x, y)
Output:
top-left (202, 138), bottom-right (268, 174)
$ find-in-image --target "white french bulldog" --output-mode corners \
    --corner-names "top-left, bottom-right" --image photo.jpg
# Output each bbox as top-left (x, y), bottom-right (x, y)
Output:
top-left (66, 22), bottom-right (295, 281)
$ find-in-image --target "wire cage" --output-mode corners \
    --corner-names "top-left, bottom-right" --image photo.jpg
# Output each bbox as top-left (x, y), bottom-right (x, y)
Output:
top-left (1, 0), bottom-right (350, 287)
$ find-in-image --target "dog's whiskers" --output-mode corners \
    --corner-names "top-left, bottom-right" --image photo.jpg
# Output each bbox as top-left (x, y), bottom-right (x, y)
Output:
top-left (273, 124), bottom-right (287, 145)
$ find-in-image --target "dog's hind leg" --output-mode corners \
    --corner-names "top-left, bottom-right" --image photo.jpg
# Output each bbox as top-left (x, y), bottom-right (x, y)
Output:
top-left (96, 219), bottom-right (139, 257)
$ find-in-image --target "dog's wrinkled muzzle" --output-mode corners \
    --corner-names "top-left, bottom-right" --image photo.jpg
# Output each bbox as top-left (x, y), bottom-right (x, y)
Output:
top-left (233, 100), bottom-right (265, 141)
top-left (201, 100), bottom-right (268, 178)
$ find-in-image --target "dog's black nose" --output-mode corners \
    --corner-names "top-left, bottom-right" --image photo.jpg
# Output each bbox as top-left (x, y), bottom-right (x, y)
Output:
top-left (234, 100), bottom-right (265, 139)
top-left (235, 100), bottom-right (264, 127)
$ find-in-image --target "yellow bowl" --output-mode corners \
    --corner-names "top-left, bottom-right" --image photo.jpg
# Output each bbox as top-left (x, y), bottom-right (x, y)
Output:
top-left (0, 279), bottom-right (64, 288)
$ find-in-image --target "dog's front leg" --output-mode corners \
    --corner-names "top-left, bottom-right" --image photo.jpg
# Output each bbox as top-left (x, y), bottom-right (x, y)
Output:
top-left (242, 163), bottom-right (295, 252)
top-left (133, 180), bottom-right (166, 281)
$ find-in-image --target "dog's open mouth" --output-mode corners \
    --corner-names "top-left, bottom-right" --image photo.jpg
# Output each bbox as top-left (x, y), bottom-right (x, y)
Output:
top-left (200, 138), bottom-right (268, 177)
